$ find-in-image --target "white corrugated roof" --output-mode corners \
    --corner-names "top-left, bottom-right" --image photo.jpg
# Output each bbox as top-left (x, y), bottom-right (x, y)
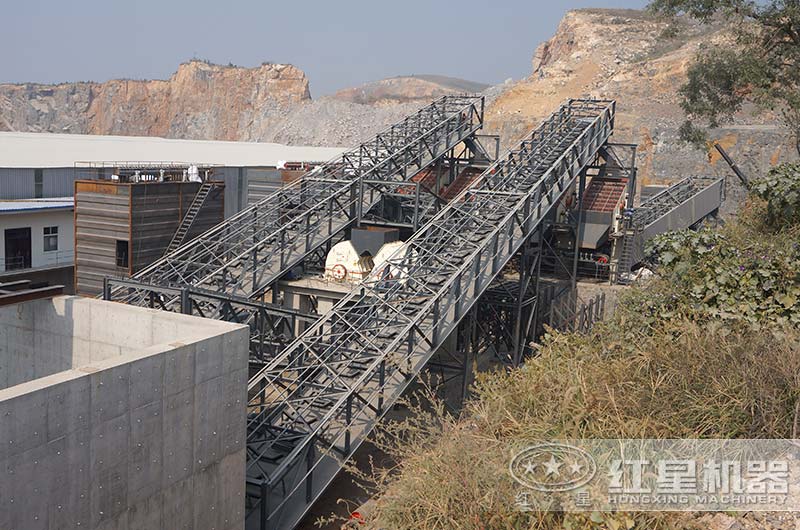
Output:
top-left (0, 132), bottom-right (346, 169)
top-left (0, 197), bottom-right (74, 213)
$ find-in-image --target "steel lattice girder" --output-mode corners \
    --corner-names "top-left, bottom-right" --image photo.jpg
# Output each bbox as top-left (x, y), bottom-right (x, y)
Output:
top-left (631, 175), bottom-right (721, 229)
top-left (117, 96), bottom-right (485, 313)
top-left (244, 99), bottom-right (616, 529)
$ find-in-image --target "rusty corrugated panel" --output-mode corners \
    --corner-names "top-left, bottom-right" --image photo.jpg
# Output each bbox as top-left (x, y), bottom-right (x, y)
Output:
top-left (74, 180), bottom-right (226, 295)
top-left (129, 181), bottom-right (224, 273)
top-left (75, 180), bottom-right (120, 195)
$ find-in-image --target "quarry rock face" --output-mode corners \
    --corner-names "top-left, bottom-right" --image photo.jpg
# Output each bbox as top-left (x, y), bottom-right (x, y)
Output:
top-left (485, 8), bottom-right (795, 191)
top-left (0, 61), bottom-right (311, 141)
top-left (0, 8), bottom-right (795, 182)
top-left (333, 77), bottom-right (460, 106)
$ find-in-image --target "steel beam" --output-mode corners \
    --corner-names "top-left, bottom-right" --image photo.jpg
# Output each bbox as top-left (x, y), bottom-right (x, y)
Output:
top-left (116, 96), bottom-right (485, 315)
top-left (244, 99), bottom-right (615, 529)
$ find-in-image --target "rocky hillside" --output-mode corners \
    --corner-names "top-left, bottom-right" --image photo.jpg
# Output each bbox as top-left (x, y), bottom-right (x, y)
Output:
top-left (0, 61), bottom-right (311, 141)
top-left (331, 75), bottom-right (489, 106)
top-left (1, 8), bottom-right (796, 184)
top-left (483, 8), bottom-right (796, 189)
top-left (0, 66), bottom-right (490, 147)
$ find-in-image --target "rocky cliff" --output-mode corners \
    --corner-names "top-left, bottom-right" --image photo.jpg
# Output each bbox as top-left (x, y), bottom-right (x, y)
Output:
top-left (483, 8), bottom-right (796, 191)
top-left (0, 61), bottom-right (310, 141)
top-left (0, 63), bottom-right (493, 147)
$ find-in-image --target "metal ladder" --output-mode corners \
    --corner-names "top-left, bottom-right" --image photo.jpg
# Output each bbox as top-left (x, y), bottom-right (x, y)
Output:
top-left (614, 226), bottom-right (637, 284)
top-left (163, 182), bottom-right (215, 256)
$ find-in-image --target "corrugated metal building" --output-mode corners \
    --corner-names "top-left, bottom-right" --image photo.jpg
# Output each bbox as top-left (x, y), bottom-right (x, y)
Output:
top-left (0, 168), bottom-right (82, 199)
top-left (0, 132), bottom-right (343, 295)
top-left (74, 180), bottom-right (225, 296)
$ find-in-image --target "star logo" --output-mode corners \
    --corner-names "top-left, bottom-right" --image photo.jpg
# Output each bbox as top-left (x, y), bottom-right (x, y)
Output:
top-left (510, 442), bottom-right (597, 492)
top-left (543, 455), bottom-right (562, 477)
top-left (523, 461), bottom-right (537, 475)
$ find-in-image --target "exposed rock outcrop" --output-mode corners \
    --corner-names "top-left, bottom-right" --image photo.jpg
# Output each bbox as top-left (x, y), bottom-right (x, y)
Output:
top-left (0, 61), bottom-right (310, 141)
top-left (484, 8), bottom-right (796, 189)
top-left (1, 8), bottom-right (796, 181)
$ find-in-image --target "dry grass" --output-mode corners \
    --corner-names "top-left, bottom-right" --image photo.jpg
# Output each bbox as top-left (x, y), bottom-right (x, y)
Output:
top-left (327, 200), bottom-right (800, 530)
top-left (348, 319), bottom-right (800, 530)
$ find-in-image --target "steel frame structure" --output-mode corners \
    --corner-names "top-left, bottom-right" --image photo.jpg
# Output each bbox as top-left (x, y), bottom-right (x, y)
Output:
top-left (442, 143), bottom-right (634, 369)
top-left (613, 175), bottom-right (724, 282)
top-left (244, 99), bottom-right (615, 529)
top-left (113, 96), bottom-right (485, 315)
top-left (476, 235), bottom-right (548, 367)
top-left (631, 175), bottom-right (720, 229)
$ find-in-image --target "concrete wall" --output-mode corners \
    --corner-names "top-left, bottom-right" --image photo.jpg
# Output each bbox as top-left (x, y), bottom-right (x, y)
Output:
top-left (0, 296), bottom-right (249, 530)
top-left (0, 209), bottom-right (74, 272)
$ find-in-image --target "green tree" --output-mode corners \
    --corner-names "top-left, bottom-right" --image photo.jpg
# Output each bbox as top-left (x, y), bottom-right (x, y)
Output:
top-left (649, 0), bottom-right (800, 155)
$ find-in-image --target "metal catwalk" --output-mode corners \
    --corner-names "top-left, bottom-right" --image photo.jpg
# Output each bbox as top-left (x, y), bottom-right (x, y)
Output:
top-left (244, 99), bottom-right (616, 529)
top-left (115, 95), bottom-right (485, 312)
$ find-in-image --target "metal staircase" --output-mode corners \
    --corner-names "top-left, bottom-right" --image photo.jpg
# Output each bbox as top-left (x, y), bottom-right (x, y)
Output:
top-left (244, 99), bottom-right (616, 529)
top-left (614, 224), bottom-right (638, 284)
top-left (112, 96), bottom-right (485, 314)
top-left (163, 181), bottom-right (215, 256)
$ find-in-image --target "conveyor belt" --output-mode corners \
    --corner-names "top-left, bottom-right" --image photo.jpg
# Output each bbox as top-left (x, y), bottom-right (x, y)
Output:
top-left (615, 175), bottom-right (724, 279)
top-left (632, 175), bottom-right (724, 240)
top-left (244, 99), bottom-right (616, 529)
top-left (115, 96), bottom-right (485, 312)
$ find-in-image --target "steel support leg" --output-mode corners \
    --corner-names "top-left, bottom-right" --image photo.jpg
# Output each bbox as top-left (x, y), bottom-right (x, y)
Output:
top-left (571, 169), bottom-right (587, 291)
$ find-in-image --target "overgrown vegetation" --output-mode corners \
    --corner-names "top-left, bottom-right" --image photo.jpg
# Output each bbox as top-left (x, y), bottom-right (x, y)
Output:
top-left (644, 220), bottom-right (800, 327)
top-left (337, 186), bottom-right (800, 529)
top-left (750, 162), bottom-right (800, 226)
top-left (648, 0), bottom-right (800, 155)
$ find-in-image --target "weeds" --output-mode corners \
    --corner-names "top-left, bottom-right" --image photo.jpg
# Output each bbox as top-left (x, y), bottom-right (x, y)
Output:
top-left (344, 197), bottom-right (800, 529)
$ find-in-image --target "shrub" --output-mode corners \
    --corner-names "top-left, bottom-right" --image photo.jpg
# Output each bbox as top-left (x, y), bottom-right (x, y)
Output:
top-left (355, 318), bottom-right (800, 529)
top-left (750, 162), bottom-right (800, 227)
top-left (644, 205), bottom-right (800, 326)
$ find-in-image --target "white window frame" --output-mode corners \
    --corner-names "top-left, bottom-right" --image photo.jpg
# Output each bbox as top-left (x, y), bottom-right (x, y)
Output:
top-left (43, 226), bottom-right (58, 252)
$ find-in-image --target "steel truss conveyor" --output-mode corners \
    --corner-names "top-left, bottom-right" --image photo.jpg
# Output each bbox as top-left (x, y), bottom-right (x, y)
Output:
top-left (245, 99), bottom-right (616, 529)
top-left (114, 96), bottom-right (485, 312)
top-left (613, 175), bottom-right (724, 280)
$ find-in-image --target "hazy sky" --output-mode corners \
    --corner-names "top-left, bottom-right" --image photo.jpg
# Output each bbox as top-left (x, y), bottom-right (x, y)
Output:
top-left (3, 0), bottom-right (648, 96)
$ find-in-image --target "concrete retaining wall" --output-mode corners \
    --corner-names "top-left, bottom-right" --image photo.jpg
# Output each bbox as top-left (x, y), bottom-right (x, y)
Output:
top-left (0, 296), bottom-right (249, 530)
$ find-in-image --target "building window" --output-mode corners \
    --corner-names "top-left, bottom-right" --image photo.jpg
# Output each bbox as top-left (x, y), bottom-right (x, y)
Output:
top-left (116, 240), bottom-right (129, 268)
top-left (34, 169), bottom-right (43, 198)
top-left (43, 226), bottom-right (58, 252)
top-left (4, 227), bottom-right (31, 271)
